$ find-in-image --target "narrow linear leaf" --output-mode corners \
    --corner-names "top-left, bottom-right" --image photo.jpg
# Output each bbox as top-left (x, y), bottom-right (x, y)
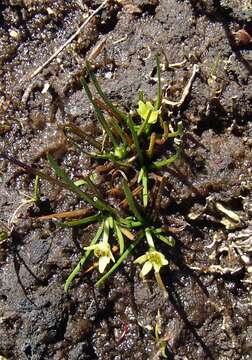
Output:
top-left (154, 54), bottom-right (161, 111)
top-left (127, 114), bottom-right (144, 165)
top-left (114, 221), bottom-right (124, 254)
top-left (122, 179), bottom-right (143, 223)
top-left (81, 77), bottom-right (118, 149)
top-left (145, 228), bottom-right (155, 248)
top-left (0, 152), bottom-right (68, 190)
top-left (119, 217), bottom-right (142, 228)
top-left (61, 214), bottom-right (102, 228)
top-left (93, 97), bottom-right (130, 147)
top-left (33, 175), bottom-right (40, 203)
top-left (47, 154), bottom-right (114, 214)
top-left (94, 98), bottom-right (128, 146)
top-left (66, 122), bottom-right (102, 150)
top-left (155, 234), bottom-right (175, 247)
top-left (84, 175), bottom-right (102, 198)
top-left (86, 61), bottom-right (128, 124)
top-left (137, 167), bottom-right (144, 184)
top-left (152, 149), bottom-right (180, 169)
top-left (64, 222), bottom-right (104, 291)
top-left (67, 137), bottom-right (86, 153)
top-left (103, 216), bottom-right (110, 243)
top-left (142, 168), bottom-right (148, 208)
top-left (85, 151), bottom-right (132, 168)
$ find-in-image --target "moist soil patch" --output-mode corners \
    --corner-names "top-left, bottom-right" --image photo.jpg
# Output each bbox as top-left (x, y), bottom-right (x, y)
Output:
top-left (0, 1), bottom-right (251, 359)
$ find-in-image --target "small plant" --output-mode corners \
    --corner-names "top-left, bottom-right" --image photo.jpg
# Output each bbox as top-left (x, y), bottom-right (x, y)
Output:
top-left (8, 175), bottom-right (40, 226)
top-left (153, 309), bottom-right (169, 358)
top-left (1, 55), bottom-right (183, 295)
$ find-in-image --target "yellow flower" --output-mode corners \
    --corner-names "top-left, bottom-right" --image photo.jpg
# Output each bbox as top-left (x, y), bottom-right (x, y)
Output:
top-left (84, 241), bottom-right (115, 273)
top-left (137, 100), bottom-right (160, 124)
top-left (134, 250), bottom-right (168, 277)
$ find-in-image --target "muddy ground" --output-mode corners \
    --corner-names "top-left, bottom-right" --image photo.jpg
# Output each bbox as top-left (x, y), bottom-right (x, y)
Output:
top-left (0, 0), bottom-right (252, 359)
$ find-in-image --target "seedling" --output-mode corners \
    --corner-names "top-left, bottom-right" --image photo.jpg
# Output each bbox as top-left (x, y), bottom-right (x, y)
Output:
top-left (8, 175), bottom-right (40, 226)
top-left (154, 310), bottom-right (169, 358)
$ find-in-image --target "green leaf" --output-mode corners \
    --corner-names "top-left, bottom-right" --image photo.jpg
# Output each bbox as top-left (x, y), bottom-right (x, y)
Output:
top-left (86, 61), bottom-right (128, 124)
top-left (114, 221), bottom-right (125, 255)
top-left (47, 154), bottom-right (115, 214)
top-left (122, 179), bottom-right (143, 223)
top-left (138, 167), bottom-right (148, 207)
top-left (86, 151), bottom-right (132, 168)
top-left (142, 168), bottom-right (148, 208)
top-left (65, 122), bottom-right (102, 150)
top-left (60, 214), bottom-right (102, 228)
top-left (154, 54), bottom-right (161, 111)
top-left (152, 149), bottom-right (180, 169)
top-left (81, 76), bottom-right (119, 150)
top-left (119, 217), bottom-right (142, 228)
top-left (137, 100), bottom-right (159, 124)
top-left (127, 114), bottom-right (144, 165)
top-left (154, 234), bottom-right (175, 247)
top-left (33, 175), bottom-right (40, 203)
top-left (137, 108), bottom-right (152, 137)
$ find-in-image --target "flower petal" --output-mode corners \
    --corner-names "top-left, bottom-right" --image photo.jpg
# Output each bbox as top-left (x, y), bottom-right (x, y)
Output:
top-left (83, 244), bottom-right (97, 251)
top-left (99, 256), bottom-right (110, 273)
top-left (140, 261), bottom-right (152, 277)
top-left (108, 249), bottom-right (115, 262)
top-left (145, 229), bottom-right (155, 248)
top-left (134, 254), bottom-right (148, 265)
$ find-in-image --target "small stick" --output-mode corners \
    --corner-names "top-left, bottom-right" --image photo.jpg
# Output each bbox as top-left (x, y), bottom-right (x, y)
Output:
top-left (30, 0), bottom-right (109, 79)
top-left (88, 36), bottom-right (107, 62)
top-left (37, 208), bottom-right (92, 221)
top-left (162, 64), bottom-right (199, 108)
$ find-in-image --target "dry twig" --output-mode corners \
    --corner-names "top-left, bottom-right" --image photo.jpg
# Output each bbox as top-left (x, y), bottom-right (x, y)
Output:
top-left (30, 0), bottom-right (109, 79)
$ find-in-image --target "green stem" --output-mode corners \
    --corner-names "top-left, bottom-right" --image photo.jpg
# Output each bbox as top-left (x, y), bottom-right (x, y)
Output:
top-left (64, 223), bottom-right (104, 291)
top-left (146, 132), bottom-right (156, 159)
top-left (137, 109), bottom-right (152, 137)
top-left (154, 271), bottom-right (168, 298)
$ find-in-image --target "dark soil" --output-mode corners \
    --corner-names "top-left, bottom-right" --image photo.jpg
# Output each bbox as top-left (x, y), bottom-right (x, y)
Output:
top-left (0, 1), bottom-right (251, 359)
